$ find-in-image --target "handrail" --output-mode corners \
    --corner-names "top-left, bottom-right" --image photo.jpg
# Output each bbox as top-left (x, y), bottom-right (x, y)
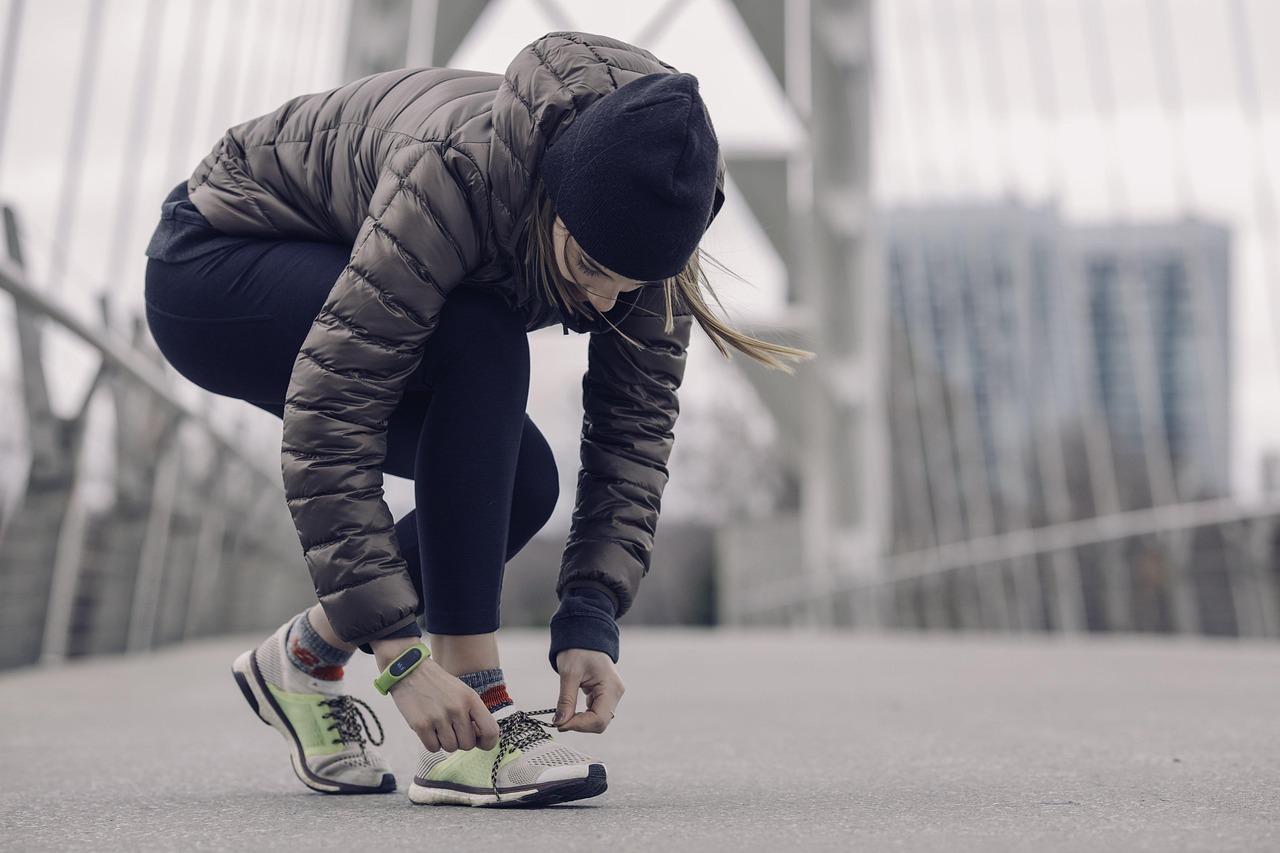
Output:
top-left (0, 208), bottom-right (282, 487)
top-left (739, 494), bottom-right (1280, 614)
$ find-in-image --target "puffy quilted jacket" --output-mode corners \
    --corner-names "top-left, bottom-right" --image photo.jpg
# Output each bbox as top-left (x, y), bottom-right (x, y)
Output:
top-left (187, 32), bottom-right (723, 645)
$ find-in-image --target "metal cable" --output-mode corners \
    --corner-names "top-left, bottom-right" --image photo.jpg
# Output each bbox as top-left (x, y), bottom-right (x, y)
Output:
top-left (898, 0), bottom-right (955, 195)
top-left (1145, 0), bottom-right (1232, 495)
top-left (196, 0), bottom-right (247, 157)
top-left (0, 0), bottom-right (26, 179)
top-left (966, 0), bottom-right (1076, 530)
top-left (1076, 0), bottom-right (1179, 508)
top-left (967, 0), bottom-right (1015, 196)
top-left (1020, 0), bottom-right (1121, 518)
top-left (234, 0), bottom-right (273, 118)
top-left (160, 1), bottom-right (211, 193)
top-left (320, 0), bottom-right (349, 84)
top-left (1227, 0), bottom-right (1280, 436)
top-left (286, 0), bottom-right (318, 94)
top-left (874, 5), bottom-right (941, 550)
top-left (930, 0), bottom-right (983, 192)
top-left (46, 0), bottom-right (107, 297)
top-left (633, 0), bottom-right (688, 47)
top-left (876, 0), bottom-right (921, 199)
top-left (103, 0), bottom-right (166, 294)
top-left (531, 0), bottom-right (573, 31)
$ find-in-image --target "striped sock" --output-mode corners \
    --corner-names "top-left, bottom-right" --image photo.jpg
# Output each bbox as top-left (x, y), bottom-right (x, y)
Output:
top-left (285, 610), bottom-right (351, 681)
top-left (458, 667), bottom-right (513, 712)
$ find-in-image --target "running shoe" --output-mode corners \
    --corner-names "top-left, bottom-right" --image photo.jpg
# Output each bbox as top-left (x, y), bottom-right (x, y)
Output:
top-left (408, 705), bottom-right (607, 806)
top-left (231, 620), bottom-right (396, 794)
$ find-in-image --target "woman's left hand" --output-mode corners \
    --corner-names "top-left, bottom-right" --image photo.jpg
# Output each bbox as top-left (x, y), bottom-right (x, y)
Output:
top-left (553, 648), bottom-right (624, 733)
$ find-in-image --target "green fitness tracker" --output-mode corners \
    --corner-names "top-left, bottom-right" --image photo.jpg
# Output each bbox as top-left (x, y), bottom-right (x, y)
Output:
top-left (373, 642), bottom-right (431, 695)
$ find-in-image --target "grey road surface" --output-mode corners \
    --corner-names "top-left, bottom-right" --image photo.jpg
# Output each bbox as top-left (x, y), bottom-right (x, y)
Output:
top-left (1, 629), bottom-right (1277, 852)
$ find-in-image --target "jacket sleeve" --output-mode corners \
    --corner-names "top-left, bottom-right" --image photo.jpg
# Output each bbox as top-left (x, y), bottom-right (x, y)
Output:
top-left (282, 142), bottom-right (486, 646)
top-left (557, 290), bottom-right (693, 616)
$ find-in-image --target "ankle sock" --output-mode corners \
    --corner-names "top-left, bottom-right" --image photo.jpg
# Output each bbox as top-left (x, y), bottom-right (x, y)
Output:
top-left (285, 610), bottom-right (352, 681)
top-left (458, 667), bottom-right (513, 712)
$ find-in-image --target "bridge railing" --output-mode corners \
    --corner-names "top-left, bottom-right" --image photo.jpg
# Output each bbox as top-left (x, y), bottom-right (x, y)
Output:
top-left (720, 498), bottom-right (1280, 638)
top-left (0, 206), bottom-right (311, 670)
top-left (0, 0), bottom-right (354, 671)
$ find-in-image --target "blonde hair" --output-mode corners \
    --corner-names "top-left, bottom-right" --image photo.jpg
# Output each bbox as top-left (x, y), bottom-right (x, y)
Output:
top-left (524, 185), bottom-right (813, 372)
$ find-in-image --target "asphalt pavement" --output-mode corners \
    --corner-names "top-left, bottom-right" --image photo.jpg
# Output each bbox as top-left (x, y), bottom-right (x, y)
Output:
top-left (1, 629), bottom-right (1277, 852)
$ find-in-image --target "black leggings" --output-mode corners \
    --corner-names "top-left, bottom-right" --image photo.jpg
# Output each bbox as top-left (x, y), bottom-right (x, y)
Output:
top-left (144, 219), bottom-right (558, 636)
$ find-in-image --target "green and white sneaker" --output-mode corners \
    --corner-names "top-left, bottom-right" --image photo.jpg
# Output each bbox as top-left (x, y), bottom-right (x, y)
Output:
top-left (408, 705), bottom-right (607, 807)
top-left (231, 621), bottom-right (395, 794)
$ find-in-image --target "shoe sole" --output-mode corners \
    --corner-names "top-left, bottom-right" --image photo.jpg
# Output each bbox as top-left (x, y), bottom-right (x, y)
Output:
top-left (407, 763), bottom-right (607, 807)
top-left (231, 649), bottom-right (395, 795)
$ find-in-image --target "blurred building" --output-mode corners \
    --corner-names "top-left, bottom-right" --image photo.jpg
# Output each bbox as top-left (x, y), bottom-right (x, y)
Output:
top-left (885, 205), bottom-right (1231, 555)
top-left (1069, 221), bottom-right (1232, 504)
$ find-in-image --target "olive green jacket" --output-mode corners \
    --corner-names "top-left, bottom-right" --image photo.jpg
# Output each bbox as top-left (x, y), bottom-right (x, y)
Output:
top-left (188, 32), bottom-right (722, 644)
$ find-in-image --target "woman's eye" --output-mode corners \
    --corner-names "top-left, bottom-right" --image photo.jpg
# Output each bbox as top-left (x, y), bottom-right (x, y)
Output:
top-left (575, 257), bottom-right (597, 277)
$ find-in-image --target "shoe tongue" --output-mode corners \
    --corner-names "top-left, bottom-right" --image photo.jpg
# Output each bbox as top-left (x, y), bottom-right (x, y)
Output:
top-left (491, 705), bottom-right (523, 723)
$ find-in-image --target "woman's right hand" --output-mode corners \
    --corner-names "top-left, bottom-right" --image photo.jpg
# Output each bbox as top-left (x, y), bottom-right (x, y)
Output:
top-left (371, 638), bottom-right (500, 752)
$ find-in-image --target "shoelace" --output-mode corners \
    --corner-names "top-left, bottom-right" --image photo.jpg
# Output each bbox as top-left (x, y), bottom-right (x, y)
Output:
top-left (491, 708), bottom-right (557, 799)
top-left (321, 695), bottom-right (386, 749)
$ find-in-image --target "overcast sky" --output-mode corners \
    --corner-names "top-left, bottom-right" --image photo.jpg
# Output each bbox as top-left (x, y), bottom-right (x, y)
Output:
top-left (1, 0), bottom-right (1277, 496)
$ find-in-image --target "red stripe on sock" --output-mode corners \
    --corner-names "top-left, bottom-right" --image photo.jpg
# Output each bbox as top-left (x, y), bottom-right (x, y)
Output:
top-left (310, 664), bottom-right (345, 681)
top-left (289, 637), bottom-right (343, 681)
top-left (480, 684), bottom-right (512, 712)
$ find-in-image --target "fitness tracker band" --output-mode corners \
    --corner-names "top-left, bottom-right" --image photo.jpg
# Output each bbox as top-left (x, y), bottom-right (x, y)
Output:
top-left (373, 642), bottom-right (431, 695)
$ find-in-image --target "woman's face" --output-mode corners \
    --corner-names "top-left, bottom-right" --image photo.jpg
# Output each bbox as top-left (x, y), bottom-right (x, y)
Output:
top-left (552, 216), bottom-right (646, 313)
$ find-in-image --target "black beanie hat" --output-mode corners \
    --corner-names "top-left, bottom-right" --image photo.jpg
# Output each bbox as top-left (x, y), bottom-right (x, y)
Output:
top-left (539, 72), bottom-right (719, 282)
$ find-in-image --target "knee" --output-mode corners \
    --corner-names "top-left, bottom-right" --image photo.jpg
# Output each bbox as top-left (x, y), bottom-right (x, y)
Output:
top-left (524, 462), bottom-right (559, 529)
top-left (508, 436), bottom-right (559, 557)
top-left (521, 442), bottom-right (560, 529)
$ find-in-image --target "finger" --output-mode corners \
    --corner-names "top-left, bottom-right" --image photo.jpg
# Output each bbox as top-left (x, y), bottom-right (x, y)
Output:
top-left (472, 703), bottom-right (500, 751)
top-left (587, 685), bottom-right (620, 730)
top-left (418, 729), bottom-right (442, 753)
top-left (559, 709), bottom-right (610, 734)
top-left (435, 724), bottom-right (459, 753)
top-left (559, 676), bottom-right (621, 733)
top-left (452, 718), bottom-right (477, 751)
top-left (553, 668), bottom-right (580, 726)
